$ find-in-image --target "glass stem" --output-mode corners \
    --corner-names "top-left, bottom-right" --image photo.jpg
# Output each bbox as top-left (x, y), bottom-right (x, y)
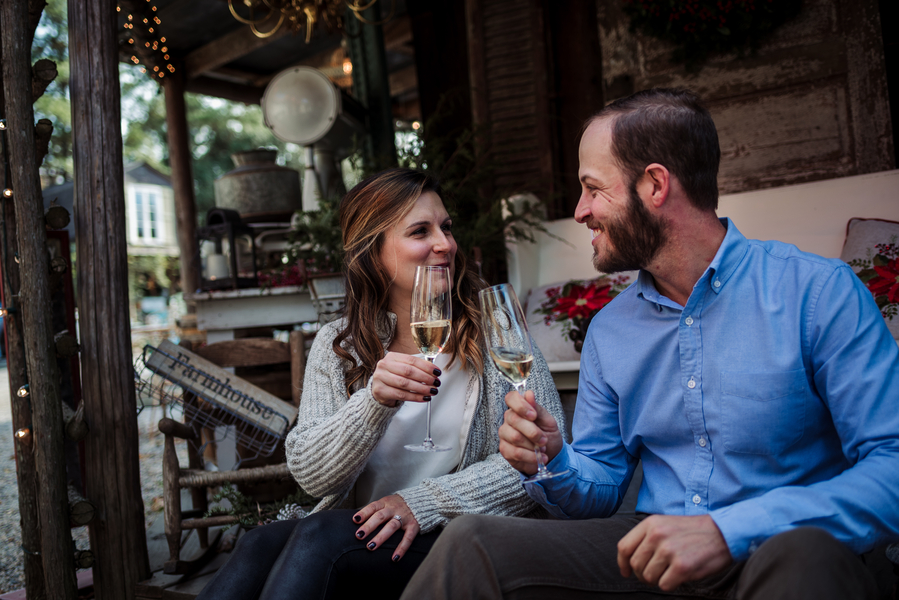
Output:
top-left (423, 357), bottom-right (436, 447)
top-left (515, 381), bottom-right (546, 473)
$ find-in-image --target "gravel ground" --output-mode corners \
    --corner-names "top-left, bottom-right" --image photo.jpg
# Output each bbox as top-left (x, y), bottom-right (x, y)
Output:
top-left (0, 373), bottom-right (187, 595)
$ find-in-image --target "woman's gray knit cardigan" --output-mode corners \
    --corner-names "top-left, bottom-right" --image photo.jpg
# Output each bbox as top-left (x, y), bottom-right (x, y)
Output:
top-left (284, 312), bottom-right (566, 533)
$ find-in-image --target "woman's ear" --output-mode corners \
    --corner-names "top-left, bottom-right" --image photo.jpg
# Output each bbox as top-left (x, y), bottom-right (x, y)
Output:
top-left (639, 163), bottom-right (670, 208)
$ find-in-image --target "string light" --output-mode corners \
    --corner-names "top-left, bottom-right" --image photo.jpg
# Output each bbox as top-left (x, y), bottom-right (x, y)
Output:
top-left (14, 428), bottom-right (30, 440)
top-left (3, 189), bottom-right (12, 198)
top-left (0, 307), bottom-right (15, 317)
top-left (17, 385), bottom-right (29, 398)
top-left (0, 119), bottom-right (6, 130)
top-left (119, 3), bottom-right (175, 81)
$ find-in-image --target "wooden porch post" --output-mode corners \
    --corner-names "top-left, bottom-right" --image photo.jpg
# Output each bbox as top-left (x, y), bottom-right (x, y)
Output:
top-left (163, 68), bottom-right (199, 298)
top-left (0, 0), bottom-right (76, 598)
top-left (67, 0), bottom-right (151, 598)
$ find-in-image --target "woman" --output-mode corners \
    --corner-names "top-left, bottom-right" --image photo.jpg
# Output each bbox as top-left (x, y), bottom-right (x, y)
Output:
top-left (196, 167), bottom-right (565, 599)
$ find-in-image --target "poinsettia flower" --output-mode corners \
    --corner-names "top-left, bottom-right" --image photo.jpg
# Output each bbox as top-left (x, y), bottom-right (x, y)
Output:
top-left (553, 283), bottom-right (615, 320)
top-left (867, 258), bottom-right (899, 303)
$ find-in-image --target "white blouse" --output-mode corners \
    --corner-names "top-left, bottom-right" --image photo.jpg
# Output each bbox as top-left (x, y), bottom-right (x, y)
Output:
top-left (354, 352), bottom-right (479, 506)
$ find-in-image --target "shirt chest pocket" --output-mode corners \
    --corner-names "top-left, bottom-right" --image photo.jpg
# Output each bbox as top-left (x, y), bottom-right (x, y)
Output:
top-left (720, 369), bottom-right (808, 455)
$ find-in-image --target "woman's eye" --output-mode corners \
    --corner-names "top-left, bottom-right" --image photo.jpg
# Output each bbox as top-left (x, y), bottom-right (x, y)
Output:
top-left (411, 228), bottom-right (426, 236)
top-left (441, 223), bottom-right (453, 233)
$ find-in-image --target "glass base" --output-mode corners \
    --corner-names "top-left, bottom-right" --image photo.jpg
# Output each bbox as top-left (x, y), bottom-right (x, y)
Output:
top-left (404, 442), bottom-right (452, 453)
top-left (522, 469), bottom-right (569, 483)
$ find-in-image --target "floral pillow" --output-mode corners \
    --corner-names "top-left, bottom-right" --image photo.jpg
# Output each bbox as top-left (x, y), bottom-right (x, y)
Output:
top-left (840, 217), bottom-right (899, 340)
top-left (523, 273), bottom-right (635, 361)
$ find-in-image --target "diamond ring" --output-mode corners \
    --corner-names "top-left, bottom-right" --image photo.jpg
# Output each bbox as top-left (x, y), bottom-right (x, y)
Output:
top-left (392, 514), bottom-right (403, 525)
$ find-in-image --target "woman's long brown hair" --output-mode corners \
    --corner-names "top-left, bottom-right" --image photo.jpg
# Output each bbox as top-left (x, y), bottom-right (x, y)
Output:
top-left (334, 167), bottom-right (487, 396)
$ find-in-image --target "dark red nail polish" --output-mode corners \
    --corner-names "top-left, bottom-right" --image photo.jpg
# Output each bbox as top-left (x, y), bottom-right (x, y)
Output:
top-left (353, 515), bottom-right (361, 523)
top-left (429, 388), bottom-right (438, 395)
top-left (356, 530), bottom-right (364, 538)
top-left (433, 368), bottom-right (442, 376)
top-left (423, 396), bottom-right (431, 402)
top-left (367, 542), bottom-right (376, 550)
top-left (433, 378), bottom-right (441, 387)
top-left (393, 554), bottom-right (400, 562)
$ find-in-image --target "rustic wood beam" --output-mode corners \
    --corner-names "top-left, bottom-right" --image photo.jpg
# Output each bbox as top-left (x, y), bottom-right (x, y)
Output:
top-left (33, 117), bottom-right (52, 168)
top-left (0, 0), bottom-right (76, 597)
top-left (184, 75), bottom-right (264, 105)
top-left (27, 0), bottom-right (46, 48)
top-left (184, 24), bottom-right (290, 80)
top-left (0, 15), bottom-right (45, 598)
top-left (163, 68), bottom-right (200, 300)
top-left (61, 399), bottom-right (89, 441)
top-left (31, 58), bottom-right (56, 102)
top-left (67, 483), bottom-right (96, 526)
top-left (67, 0), bottom-right (151, 597)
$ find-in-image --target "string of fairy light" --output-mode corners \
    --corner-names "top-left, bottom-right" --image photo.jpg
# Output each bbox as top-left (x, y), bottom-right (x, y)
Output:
top-left (0, 118), bottom-right (33, 442)
top-left (118, 1), bottom-right (176, 80)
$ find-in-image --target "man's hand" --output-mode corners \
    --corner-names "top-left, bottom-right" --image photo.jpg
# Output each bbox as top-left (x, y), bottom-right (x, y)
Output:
top-left (499, 390), bottom-right (563, 474)
top-left (617, 514), bottom-right (733, 591)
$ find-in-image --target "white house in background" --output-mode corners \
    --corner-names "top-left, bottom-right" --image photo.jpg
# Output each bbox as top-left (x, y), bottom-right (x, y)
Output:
top-left (42, 162), bottom-right (179, 256)
top-left (43, 162), bottom-right (180, 324)
top-left (123, 163), bottom-right (179, 257)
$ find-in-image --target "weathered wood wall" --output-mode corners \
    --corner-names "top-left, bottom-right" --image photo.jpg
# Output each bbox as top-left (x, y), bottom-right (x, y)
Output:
top-left (596, 0), bottom-right (894, 195)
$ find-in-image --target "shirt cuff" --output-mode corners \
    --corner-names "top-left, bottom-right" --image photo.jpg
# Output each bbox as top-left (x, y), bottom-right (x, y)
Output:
top-left (709, 501), bottom-right (776, 562)
top-left (521, 444), bottom-right (578, 519)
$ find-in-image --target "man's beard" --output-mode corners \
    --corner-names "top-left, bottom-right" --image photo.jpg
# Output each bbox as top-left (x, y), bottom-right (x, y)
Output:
top-left (593, 185), bottom-right (668, 274)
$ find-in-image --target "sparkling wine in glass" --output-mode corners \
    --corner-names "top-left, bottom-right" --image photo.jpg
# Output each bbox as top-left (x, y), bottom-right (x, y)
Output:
top-left (405, 266), bottom-right (453, 452)
top-left (479, 283), bottom-right (567, 481)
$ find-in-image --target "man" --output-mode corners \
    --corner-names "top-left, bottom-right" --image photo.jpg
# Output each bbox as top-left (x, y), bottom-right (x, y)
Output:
top-left (398, 88), bottom-right (899, 599)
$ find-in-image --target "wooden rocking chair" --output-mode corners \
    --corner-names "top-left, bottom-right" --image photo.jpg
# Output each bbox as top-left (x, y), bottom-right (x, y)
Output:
top-left (158, 332), bottom-right (305, 575)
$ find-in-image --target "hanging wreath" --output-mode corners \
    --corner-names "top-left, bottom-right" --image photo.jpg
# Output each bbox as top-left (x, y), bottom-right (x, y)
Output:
top-left (622, 0), bottom-right (802, 70)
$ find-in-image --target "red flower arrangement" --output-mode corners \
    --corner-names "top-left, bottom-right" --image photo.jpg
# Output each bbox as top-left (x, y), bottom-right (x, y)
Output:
top-left (537, 275), bottom-right (630, 352)
top-left (257, 264), bottom-right (305, 289)
top-left (848, 241), bottom-right (899, 322)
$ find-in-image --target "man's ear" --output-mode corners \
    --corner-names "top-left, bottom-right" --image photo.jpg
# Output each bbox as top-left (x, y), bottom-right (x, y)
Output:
top-left (640, 163), bottom-right (670, 208)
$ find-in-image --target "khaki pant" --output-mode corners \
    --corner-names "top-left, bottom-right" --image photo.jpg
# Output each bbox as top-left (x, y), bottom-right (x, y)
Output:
top-left (399, 514), bottom-right (879, 599)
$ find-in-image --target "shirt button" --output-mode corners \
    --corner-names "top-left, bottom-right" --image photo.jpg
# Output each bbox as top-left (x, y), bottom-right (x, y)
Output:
top-left (699, 437), bottom-right (707, 447)
top-left (713, 279), bottom-right (721, 288)
top-left (687, 377), bottom-right (696, 389)
top-left (685, 316), bottom-right (694, 326)
top-left (692, 494), bottom-right (701, 505)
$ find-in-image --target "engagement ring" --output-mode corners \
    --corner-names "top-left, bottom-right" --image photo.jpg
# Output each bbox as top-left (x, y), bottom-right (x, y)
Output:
top-left (392, 514), bottom-right (403, 525)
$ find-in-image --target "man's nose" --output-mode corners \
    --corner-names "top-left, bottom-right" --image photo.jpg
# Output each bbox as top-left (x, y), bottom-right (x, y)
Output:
top-left (574, 192), bottom-right (592, 223)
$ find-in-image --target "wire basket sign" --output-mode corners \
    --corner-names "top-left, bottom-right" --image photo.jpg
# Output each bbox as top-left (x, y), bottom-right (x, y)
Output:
top-left (135, 340), bottom-right (297, 461)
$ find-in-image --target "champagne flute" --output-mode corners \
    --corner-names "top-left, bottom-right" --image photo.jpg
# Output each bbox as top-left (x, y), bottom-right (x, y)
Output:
top-left (405, 266), bottom-right (453, 452)
top-left (479, 283), bottom-right (567, 481)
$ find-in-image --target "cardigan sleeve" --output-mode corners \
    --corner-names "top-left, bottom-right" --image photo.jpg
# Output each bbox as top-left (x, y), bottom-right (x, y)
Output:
top-left (285, 321), bottom-right (400, 498)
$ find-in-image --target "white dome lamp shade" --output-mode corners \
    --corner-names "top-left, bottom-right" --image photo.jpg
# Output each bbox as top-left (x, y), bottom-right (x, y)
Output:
top-left (262, 67), bottom-right (365, 211)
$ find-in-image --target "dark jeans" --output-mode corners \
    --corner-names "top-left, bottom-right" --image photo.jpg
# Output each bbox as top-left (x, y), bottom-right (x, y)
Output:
top-left (196, 509), bottom-right (442, 600)
top-left (399, 514), bottom-right (880, 600)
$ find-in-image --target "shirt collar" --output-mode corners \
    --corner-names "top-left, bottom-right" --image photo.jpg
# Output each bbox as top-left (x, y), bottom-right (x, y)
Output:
top-left (635, 217), bottom-right (749, 307)
top-left (704, 217), bottom-right (749, 295)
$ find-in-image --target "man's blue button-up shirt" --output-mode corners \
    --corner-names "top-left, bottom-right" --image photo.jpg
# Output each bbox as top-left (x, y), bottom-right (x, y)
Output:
top-left (527, 219), bottom-right (899, 561)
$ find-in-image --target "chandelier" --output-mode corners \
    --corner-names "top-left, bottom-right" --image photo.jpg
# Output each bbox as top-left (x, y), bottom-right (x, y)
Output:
top-left (228, 0), bottom-right (394, 41)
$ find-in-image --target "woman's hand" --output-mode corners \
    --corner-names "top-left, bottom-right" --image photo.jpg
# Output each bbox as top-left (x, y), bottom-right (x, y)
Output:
top-left (352, 494), bottom-right (420, 562)
top-left (371, 352), bottom-right (442, 408)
